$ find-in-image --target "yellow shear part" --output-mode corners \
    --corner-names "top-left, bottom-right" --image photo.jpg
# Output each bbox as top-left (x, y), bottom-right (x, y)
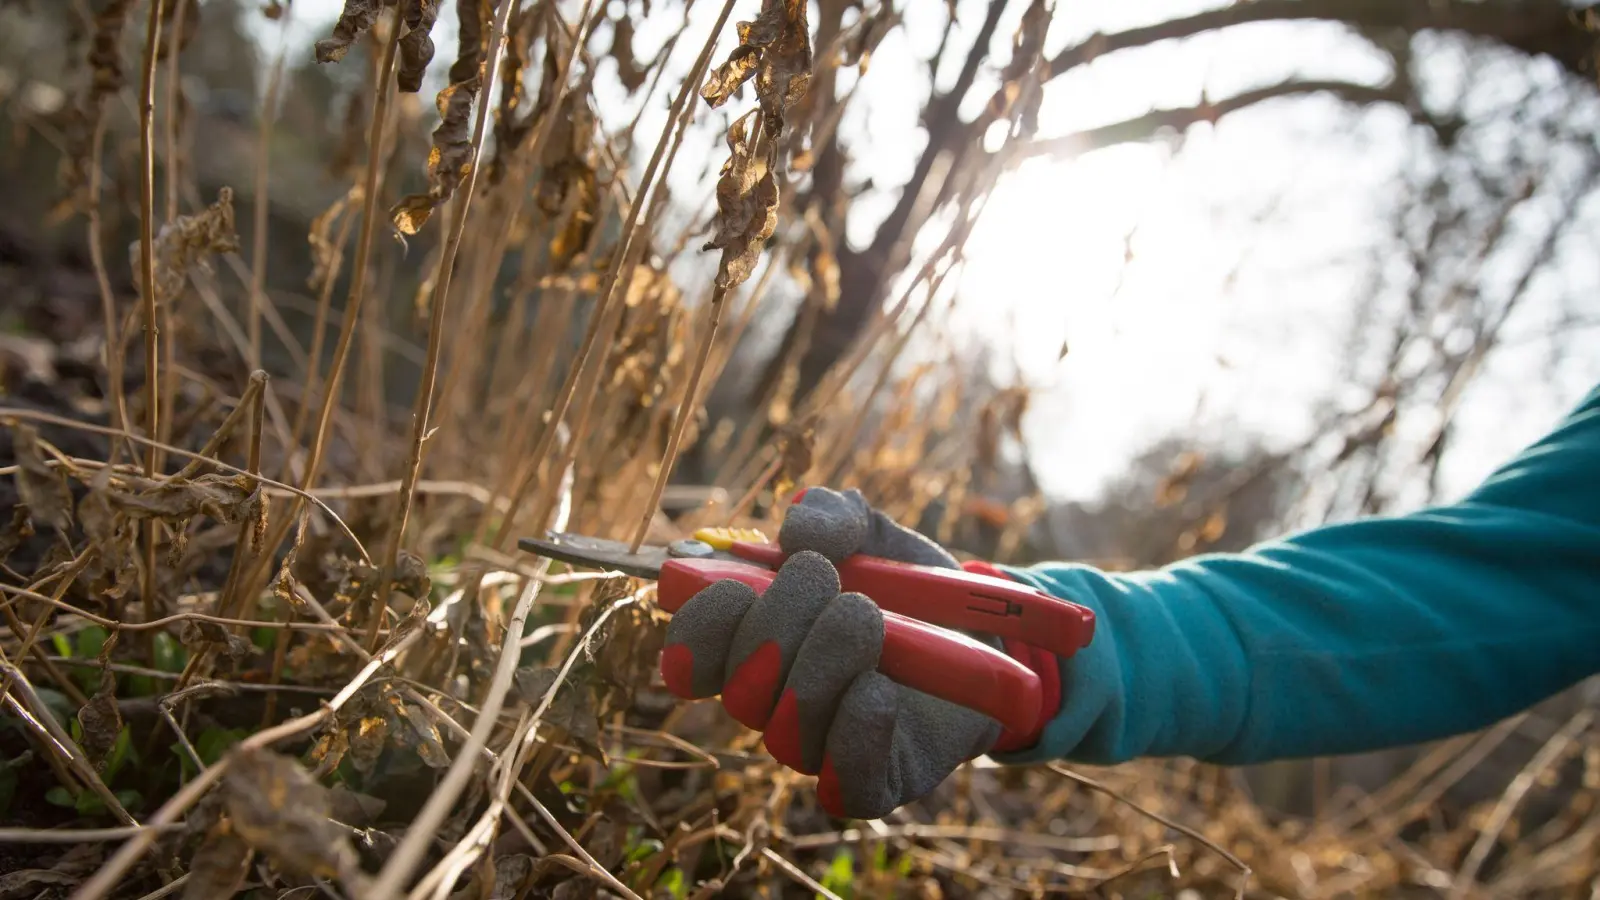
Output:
top-left (691, 527), bottom-right (770, 549)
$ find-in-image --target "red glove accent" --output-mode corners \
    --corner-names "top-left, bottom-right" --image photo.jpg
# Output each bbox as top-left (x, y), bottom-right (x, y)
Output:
top-left (961, 559), bottom-right (1060, 753)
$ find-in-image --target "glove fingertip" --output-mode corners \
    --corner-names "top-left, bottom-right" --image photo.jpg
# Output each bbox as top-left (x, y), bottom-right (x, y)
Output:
top-left (659, 643), bottom-right (697, 699)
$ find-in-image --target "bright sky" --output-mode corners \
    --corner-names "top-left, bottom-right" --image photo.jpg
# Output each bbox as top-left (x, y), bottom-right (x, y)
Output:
top-left (271, 0), bottom-right (1600, 506)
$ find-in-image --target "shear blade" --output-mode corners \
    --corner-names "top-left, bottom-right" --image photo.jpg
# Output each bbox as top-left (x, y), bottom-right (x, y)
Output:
top-left (517, 533), bottom-right (668, 580)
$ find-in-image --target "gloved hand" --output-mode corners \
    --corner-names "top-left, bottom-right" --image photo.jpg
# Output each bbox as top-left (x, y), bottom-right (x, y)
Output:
top-left (660, 487), bottom-right (1011, 819)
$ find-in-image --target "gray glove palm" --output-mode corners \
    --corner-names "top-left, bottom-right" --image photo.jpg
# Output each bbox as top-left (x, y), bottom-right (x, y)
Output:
top-left (661, 488), bottom-right (1002, 819)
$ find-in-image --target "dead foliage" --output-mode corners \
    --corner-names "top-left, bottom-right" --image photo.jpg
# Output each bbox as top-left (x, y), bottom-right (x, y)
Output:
top-left (1, 2), bottom-right (1596, 900)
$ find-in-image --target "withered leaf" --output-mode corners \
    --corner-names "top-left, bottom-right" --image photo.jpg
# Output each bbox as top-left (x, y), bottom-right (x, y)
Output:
top-left (222, 746), bottom-right (359, 880)
top-left (393, 548), bottom-right (432, 600)
top-left (700, 0), bottom-right (811, 122)
top-left (315, 0), bottom-right (395, 64)
top-left (77, 633), bottom-right (122, 770)
top-left (109, 473), bottom-right (256, 525)
top-left (390, 77), bottom-right (481, 235)
top-left (308, 723), bottom-right (352, 777)
top-left (181, 822), bottom-right (251, 900)
top-left (348, 713), bottom-right (389, 774)
top-left (387, 695), bottom-right (450, 768)
top-left (488, 1), bottom-right (539, 183)
top-left (0, 504), bottom-right (31, 567)
top-left (79, 468), bottom-right (138, 602)
top-left (329, 783), bottom-right (387, 826)
top-left (130, 187), bottom-right (240, 307)
top-left (702, 110), bottom-right (780, 290)
top-left (178, 619), bottom-right (255, 661)
top-left (0, 844), bottom-right (101, 900)
top-left (10, 422), bottom-right (72, 533)
top-left (514, 665), bottom-right (602, 758)
top-left (449, 0), bottom-right (490, 85)
top-left (397, 0), bottom-right (441, 93)
top-left (700, 45), bottom-right (760, 109)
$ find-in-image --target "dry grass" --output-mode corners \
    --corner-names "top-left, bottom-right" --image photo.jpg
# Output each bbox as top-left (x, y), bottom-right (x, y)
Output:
top-left (0, 1), bottom-right (1596, 898)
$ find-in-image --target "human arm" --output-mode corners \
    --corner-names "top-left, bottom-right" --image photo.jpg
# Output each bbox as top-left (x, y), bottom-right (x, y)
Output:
top-left (995, 382), bottom-right (1600, 766)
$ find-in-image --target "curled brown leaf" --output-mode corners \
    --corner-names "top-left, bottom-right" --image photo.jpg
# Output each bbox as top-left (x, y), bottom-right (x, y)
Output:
top-left (700, 0), bottom-right (811, 123)
top-left (77, 665), bottom-right (121, 771)
top-left (390, 76), bottom-right (481, 235)
top-left (315, 0), bottom-right (395, 64)
top-left (222, 746), bottom-right (361, 881)
top-left (129, 187), bottom-right (241, 307)
top-left (703, 110), bottom-right (780, 289)
top-left (178, 619), bottom-right (255, 661)
top-left (450, 0), bottom-right (490, 85)
top-left (397, 0), bottom-right (441, 93)
top-left (8, 422), bottom-right (72, 533)
top-left (182, 822), bottom-right (251, 900)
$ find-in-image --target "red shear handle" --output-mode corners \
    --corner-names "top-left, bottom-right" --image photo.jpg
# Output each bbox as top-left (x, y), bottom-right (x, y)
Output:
top-left (728, 542), bottom-right (1095, 659)
top-left (658, 558), bottom-right (1044, 736)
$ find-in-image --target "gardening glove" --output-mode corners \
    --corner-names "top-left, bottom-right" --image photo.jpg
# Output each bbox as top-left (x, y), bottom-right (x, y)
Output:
top-left (660, 487), bottom-right (1015, 820)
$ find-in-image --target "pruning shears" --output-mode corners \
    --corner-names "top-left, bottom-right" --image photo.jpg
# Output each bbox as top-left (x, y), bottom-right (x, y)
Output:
top-left (518, 527), bottom-right (1096, 736)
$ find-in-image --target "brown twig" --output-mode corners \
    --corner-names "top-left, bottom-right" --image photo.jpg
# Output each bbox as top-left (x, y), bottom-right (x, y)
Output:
top-left (629, 287), bottom-right (727, 551)
top-left (136, 0), bottom-right (168, 647)
top-left (1048, 763), bottom-right (1252, 899)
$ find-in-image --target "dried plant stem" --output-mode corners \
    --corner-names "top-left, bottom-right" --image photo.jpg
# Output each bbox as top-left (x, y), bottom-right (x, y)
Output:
top-left (0, 582), bottom-right (384, 635)
top-left (249, 8), bottom-right (292, 370)
top-left (232, 10), bottom-right (403, 610)
top-left (408, 594), bottom-right (646, 900)
top-left (164, 370), bottom-right (267, 482)
top-left (87, 126), bottom-right (129, 471)
top-left (0, 650), bottom-right (137, 826)
top-left (1049, 763), bottom-right (1251, 899)
top-left (136, 0), bottom-right (168, 649)
top-left (367, 0), bottom-right (519, 652)
top-left (0, 549), bottom-right (94, 706)
top-left (292, 190), bottom-right (358, 449)
top-left (289, 12), bottom-right (399, 495)
top-left (0, 824), bottom-right (182, 844)
top-left (629, 288), bottom-right (727, 551)
top-left (1451, 711), bottom-right (1593, 897)
top-left (365, 561), bottom-right (548, 897)
top-left (0, 406), bottom-right (369, 560)
top-left (70, 620), bottom-right (427, 900)
top-left (489, 0), bottom-right (737, 555)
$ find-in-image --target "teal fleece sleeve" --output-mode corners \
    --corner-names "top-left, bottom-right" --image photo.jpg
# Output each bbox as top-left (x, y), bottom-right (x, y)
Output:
top-left (993, 382), bottom-right (1600, 767)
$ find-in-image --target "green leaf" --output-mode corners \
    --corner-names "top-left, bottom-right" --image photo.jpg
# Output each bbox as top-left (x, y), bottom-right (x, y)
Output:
top-left (152, 632), bottom-right (187, 673)
top-left (104, 725), bottom-right (136, 781)
top-left (74, 625), bottom-right (109, 660)
top-left (820, 848), bottom-right (854, 899)
top-left (51, 633), bottom-right (73, 658)
top-left (45, 786), bottom-right (76, 808)
top-left (251, 627), bottom-right (277, 652)
top-left (624, 837), bottom-right (663, 866)
top-left (655, 867), bottom-right (687, 900)
top-left (175, 727), bottom-right (247, 779)
top-left (74, 788), bottom-right (105, 815)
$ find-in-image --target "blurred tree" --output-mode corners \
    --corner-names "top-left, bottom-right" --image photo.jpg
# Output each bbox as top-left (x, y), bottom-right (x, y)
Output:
top-left (753, 0), bottom-right (1600, 418)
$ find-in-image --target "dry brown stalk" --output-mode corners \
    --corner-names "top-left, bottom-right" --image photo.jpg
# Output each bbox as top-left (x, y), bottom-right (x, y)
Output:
top-left (367, 0), bottom-right (528, 651)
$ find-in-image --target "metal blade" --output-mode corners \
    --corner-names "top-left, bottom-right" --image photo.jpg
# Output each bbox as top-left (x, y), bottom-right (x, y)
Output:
top-left (516, 533), bottom-right (669, 580)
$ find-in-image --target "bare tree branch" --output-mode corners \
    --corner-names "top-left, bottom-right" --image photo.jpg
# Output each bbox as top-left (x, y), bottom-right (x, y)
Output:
top-left (1007, 79), bottom-right (1405, 164)
top-left (1048, 0), bottom-right (1599, 81)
